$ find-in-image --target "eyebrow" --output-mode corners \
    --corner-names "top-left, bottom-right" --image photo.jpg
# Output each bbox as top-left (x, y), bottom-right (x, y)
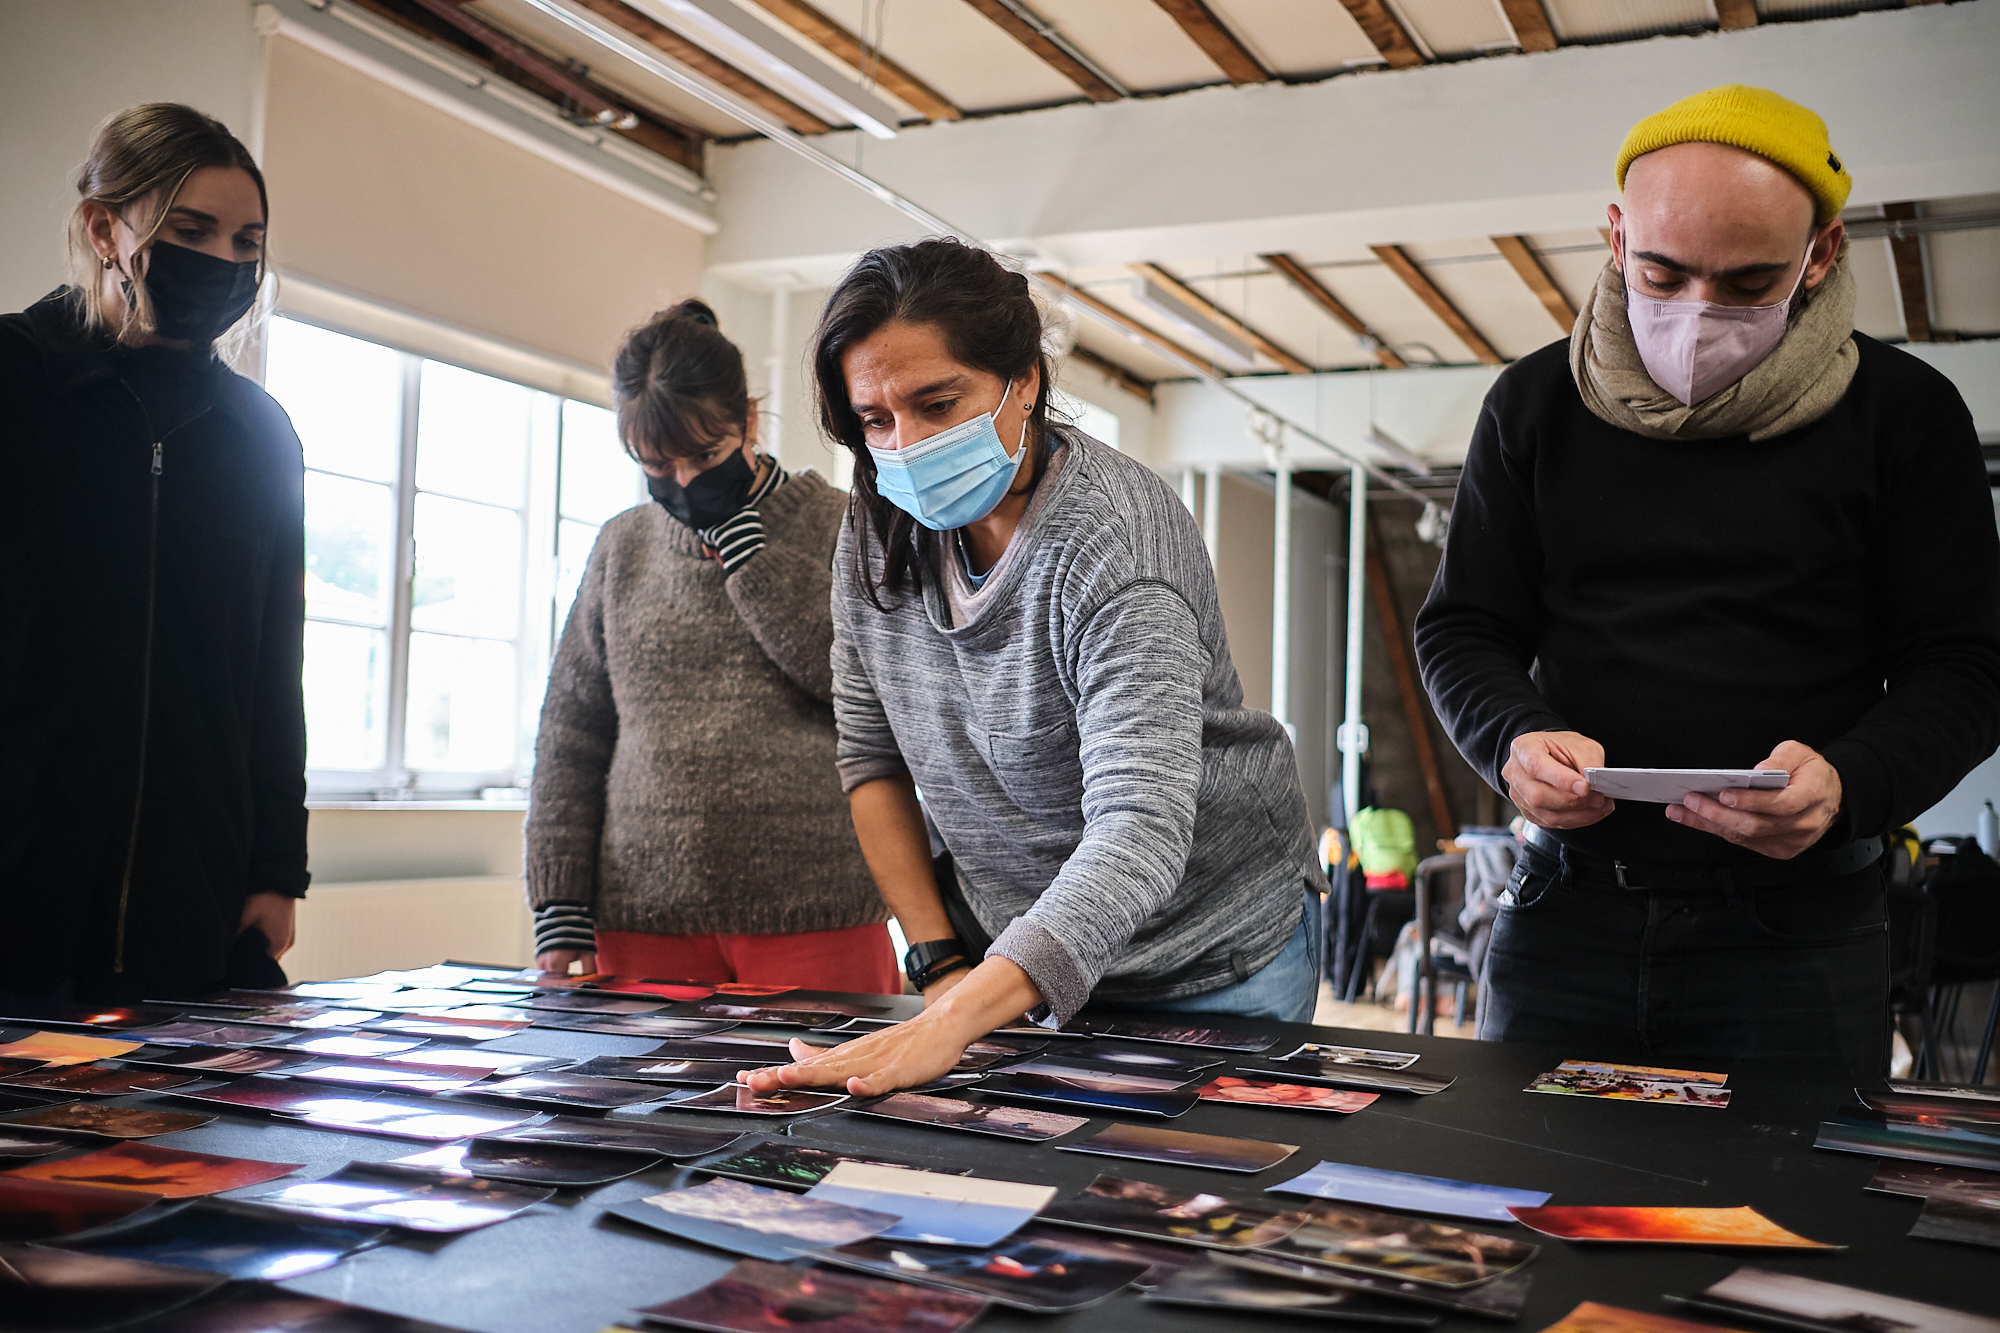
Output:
top-left (166, 205), bottom-right (266, 232)
top-left (1631, 249), bottom-right (1787, 280)
top-left (849, 373), bottom-right (968, 415)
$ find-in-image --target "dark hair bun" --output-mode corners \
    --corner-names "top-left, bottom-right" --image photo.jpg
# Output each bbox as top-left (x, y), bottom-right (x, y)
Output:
top-left (614, 299), bottom-right (747, 462)
top-left (666, 298), bottom-right (719, 329)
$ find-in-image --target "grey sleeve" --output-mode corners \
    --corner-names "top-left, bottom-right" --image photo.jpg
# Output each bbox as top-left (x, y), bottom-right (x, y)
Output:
top-left (723, 521), bottom-right (838, 703)
top-left (831, 550), bottom-right (911, 793)
top-left (524, 542), bottom-right (616, 909)
top-left (988, 580), bottom-right (1208, 1022)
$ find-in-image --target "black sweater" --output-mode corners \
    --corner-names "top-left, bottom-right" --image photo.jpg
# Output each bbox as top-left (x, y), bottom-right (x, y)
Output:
top-left (1, 292), bottom-right (309, 992)
top-left (1414, 334), bottom-right (2000, 866)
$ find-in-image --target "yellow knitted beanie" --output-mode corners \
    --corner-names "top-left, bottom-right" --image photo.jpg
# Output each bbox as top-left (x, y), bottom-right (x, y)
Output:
top-left (1616, 85), bottom-right (1851, 223)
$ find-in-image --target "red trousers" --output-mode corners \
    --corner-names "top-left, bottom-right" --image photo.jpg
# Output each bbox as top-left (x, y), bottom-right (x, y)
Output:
top-left (595, 921), bottom-right (900, 995)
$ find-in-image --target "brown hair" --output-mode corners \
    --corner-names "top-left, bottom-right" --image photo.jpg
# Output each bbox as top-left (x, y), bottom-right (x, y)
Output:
top-left (66, 102), bottom-right (268, 345)
top-left (612, 299), bottom-right (751, 464)
top-left (811, 238), bottom-right (1054, 609)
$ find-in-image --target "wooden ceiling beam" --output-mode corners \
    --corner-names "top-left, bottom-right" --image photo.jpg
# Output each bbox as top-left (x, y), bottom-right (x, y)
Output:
top-left (562, 0), bottom-right (836, 135)
top-left (1066, 344), bottom-right (1157, 403)
top-left (1491, 235), bottom-right (1578, 332)
top-left (1260, 253), bottom-right (1407, 370)
top-left (1883, 202), bottom-right (1934, 342)
top-left (1335, 0), bottom-right (1424, 69)
top-left (1715, 0), bottom-right (1759, 29)
top-left (1496, 0), bottom-right (1557, 51)
top-left (961, 0), bottom-right (1122, 101)
top-left (1132, 262), bottom-right (1313, 373)
top-left (1038, 273), bottom-right (1211, 371)
top-left (1151, 0), bottom-right (1269, 84)
top-left (741, 0), bottom-right (962, 121)
top-left (1370, 245), bottom-right (1504, 366)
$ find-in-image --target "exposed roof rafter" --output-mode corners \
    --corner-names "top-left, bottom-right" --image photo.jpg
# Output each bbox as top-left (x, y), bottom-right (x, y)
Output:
top-left (1132, 262), bottom-right (1313, 373)
top-left (740, 0), bottom-right (962, 121)
top-left (1496, 0), bottom-right (1558, 52)
top-left (1259, 253), bottom-right (1407, 370)
top-left (1335, 0), bottom-right (1424, 69)
top-left (1371, 245), bottom-right (1504, 365)
top-left (960, 0), bottom-right (1123, 101)
top-left (1715, 0), bottom-right (1759, 29)
top-left (1491, 235), bottom-right (1578, 332)
top-left (1039, 273), bottom-right (1214, 372)
top-left (1066, 344), bottom-right (1157, 403)
top-left (1150, 0), bottom-right (1269, 85)
top-left (561, 0), bottom-right (836, 134)
top-left (1883, 201), bottom-right (1934, 341)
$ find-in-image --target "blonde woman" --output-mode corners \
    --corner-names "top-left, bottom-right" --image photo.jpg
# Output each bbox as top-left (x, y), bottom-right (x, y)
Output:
top-left (0, 104), bottom-right (306, 1009)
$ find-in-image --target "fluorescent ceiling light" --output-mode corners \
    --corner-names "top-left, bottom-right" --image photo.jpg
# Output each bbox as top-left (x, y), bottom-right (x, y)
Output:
top-left (640, 0), bottom-right (903, 138)
top-left (1128, 278), bottom-right (1258, 373)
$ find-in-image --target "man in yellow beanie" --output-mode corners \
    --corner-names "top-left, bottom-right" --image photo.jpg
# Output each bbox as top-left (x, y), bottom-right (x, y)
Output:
top-left (1414, 86), bottom-right (2000, 1076)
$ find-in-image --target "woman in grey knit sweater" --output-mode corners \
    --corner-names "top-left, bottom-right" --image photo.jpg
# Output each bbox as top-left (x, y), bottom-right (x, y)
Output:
top-left (524, 301), bottom-right (893, 991)
top-left (746, 241), bottom-right (1326, 1099)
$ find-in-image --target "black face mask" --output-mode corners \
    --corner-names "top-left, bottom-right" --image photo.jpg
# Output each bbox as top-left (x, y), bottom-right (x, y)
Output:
top-left (647, 449), bottom-right (756, 530)
top-left (126, 241), bottom-right (260, 345)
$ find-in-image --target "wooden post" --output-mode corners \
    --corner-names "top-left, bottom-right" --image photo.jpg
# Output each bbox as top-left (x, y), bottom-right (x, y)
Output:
top-left (1366, 526), bottom-right (1456, 844)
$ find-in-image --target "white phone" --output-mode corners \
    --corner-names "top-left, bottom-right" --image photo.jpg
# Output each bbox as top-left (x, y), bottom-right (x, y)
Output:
top-left (1584, 767), bottom-right (1791, 804)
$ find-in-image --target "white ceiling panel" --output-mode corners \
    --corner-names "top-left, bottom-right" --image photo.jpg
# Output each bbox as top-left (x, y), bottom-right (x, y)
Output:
top-left (1034, 0), bottom-right (1227, 93)
top-left (1542, 0), bottom-right (1714, 42)
top-left (710, 0), bottom-right (931, 119)
top-left (1079, 277), bottom-right (1297, 375)
top-left (1848, 236), bottom-right (1905, 342)
top-left (809, 0), bottom-right (1089, 112)
top-left (1391, 0), bottom-right (1515, 58)
top-left (1206, 0), bottom-right (1385, 77)
top-left (1068, 306), bottom-right (1198, 382)
top-left (1169, 263), bottom-right (1381, 370)
top-left (1410, 250), bottom-right (1574, 359)
top-left (1930, 228), bottom-right (2000, 337)
top-left (1307, 262), bottom-right (1480, 365)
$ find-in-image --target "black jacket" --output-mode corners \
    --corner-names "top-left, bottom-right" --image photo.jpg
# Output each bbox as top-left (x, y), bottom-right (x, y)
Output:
top-left (1, 290), bottom-right (308, 992)
top-left (1415, 334), bottom-right (2000, 866)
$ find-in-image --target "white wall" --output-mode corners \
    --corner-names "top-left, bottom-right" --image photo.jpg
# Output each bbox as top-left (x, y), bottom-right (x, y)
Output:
top-left (0, 0), bottom-right (261, 313)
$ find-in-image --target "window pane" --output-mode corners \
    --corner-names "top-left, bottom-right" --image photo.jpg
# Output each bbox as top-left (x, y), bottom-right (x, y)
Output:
top-left (304, 620), bottom-right (388, 771)
top-left (305, 472), bottom-right (393, 627)
top-left (1054, 391), bottom-right (1121, 452)
top-left (417, 361), bottom-right (532, 507)
top-left (265, 319), bottom-right (402, 483)
top-left (560, 400), bottom-right (643, 525)
top-left (411, 494), bottom-right (521, 639)
top-left (405, 633), bottom-right (517, 772)
top-left (554, 518), bottom-right (600, 637)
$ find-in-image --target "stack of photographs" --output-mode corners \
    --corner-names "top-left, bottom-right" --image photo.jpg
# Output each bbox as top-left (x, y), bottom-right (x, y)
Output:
top-left (633, 1257), bottom-right (988, 1333)
top-left (1057, 1122), bottom-right (1299, 1174)
top-left (1866, 1159), bottom-right (2000, 1249)
top-left (1665, 1265), bottom-right (2000, 1333)
top-left (1857, 1087), bottom-right (2000, 1126)
top-left (238, 1162), bottom-right (553, 1233)
top-left (1813, 1107), bottom-right (2000, 1173)
top-left (1271, 1161), bottom-right (1550, 1223)
top-left (608, 1176), bottom-right (901, 1260)
top-left (1506, 1205), bottom-right (1839, 1249)
top-left (1, 1142), bottom-right (302, 1198)
top-left (804, 1162), bottom-right (1056, 1247)
top-left (1524, 1060), bottom-right (1731, 1108)
top-left (850, 1092), bottom-right (1088, 1142)
top-left (49, 1201), bottom-right (390, 1279)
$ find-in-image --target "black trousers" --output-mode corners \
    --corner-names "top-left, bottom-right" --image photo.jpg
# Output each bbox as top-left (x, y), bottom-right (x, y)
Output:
top-left (1478, 838), bottom-right (1890, 1079)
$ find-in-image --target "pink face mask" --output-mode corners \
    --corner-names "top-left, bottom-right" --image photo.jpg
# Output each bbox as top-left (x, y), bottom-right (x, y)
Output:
top-left (1623, 239), bottom-right (1812, 407)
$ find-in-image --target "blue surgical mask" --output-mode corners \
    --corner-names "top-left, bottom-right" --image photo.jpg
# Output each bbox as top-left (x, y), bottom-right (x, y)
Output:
top-left (866, 381), bottom-right (1030, 531)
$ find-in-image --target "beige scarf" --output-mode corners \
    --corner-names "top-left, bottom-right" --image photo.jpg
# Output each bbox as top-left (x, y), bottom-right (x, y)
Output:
top-left (1569, 249), bottom-right (1858, 441)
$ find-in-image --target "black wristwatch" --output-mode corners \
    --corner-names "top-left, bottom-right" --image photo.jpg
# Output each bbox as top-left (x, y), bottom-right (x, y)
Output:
top-left (904, 938), bottom-right (972, 990)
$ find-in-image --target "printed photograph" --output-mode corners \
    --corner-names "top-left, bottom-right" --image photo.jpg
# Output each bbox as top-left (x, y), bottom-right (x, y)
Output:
top-left (389, 1141), bottom-right (654, 1187)
top-left (171, 1081), bottom-right (387, 1116)
top-left (128, 1045), bottom-right (318, 1075)
top-left (1039, 1174), bottom-right (1306, 1249)
top-left (0, 1031), bottom-right (141, 1066)
top-left (4, 1142), bottom-right (301, 1197)
top-left (117, 1022), bottom-right (273, 1047)
top-left (806, 1161), bottom-right (1056, 1248)
top-left (289, 1064), bottom-right (482, 1094)
top-left (698, 1138), bottom-right (920, 1190)
top-left (0, 1128), bottom-right (71, 1159)
top-left (0, 1174), bottom-right (160, 1241)
top-left (1142, 1256), bottom-right (1438, 1325)
top-left (3, 1103), bottom-right (215, 1138)
top-left (980, 1072), bottom-right (1197, 1119)
top-left (379, 1049), bottom-right (563, 1076)
top-left (366, 1018), bottom-right (524, 1042)
top-left (646, 1036), bottom-right (798, 1060)
top-left (111, 1285), bottom-right (481, 1333)
top-left (1885, 1080), bottom-right (2000, 1104)
top-left (0, 1065), bottom-right (197, 1096)
top-left (1911, 1194), bottom-right (2000, 1249)
top-left (1680, 1264), bottom-right (2000, 1333)
top-left (524, 1013), bottom-right (741, 1039)
top-left (283, 1034), bottom-right (429, 1058)
top-left (40, 1006), bottom-right (184, 1030)
top-left (297, 1105), bottom-right (537, 1142)
top-left (1074, 1019), bottom-right (1276, 1052)
top-left (1274, 1044), bottom-right (1420, 1071)
top-left (1525, 1067), bottom-right (1731, 1107)
top-left (0, 1243), bottom-right (227, 1329)
top-left (1005, 1219), bottom-right (1202, 1288)
top-left (1556, 1060), bottom-right (1726, 1084)
top-left (1866, 1160), bottom-right (2000, 1205)
top-left (993, 1060), bottom-right (1192, 1093)
top-left (1271, 1159), bottom-right (1549, 1223)
top-left (52, 1202), bottom-right (388, 1280)
top-left (241, 1163), bottom-right (551, 1233)
top-left (1196, 1077), bottom-right (1378, 1113)
top-left (1857, 1089), bottom-right (2000, 1127)
top-left (475, 1073), bottom-right (669, 1109)
top-left (1057, 1121), bottom-right (1298, 1173)
top-left (670, 1084), bottom-right (850, 1115)
top-left (483, 1115), bottom-right (744, 1158)
top-left (613, 1177), bottom-right (899, 1260)
top-left (634, 1256), bottom-right (988, 1333)
top-left (690, 1004), bottom-right (846, 1027)
top-left (1536, 1300), bottom-right (1735, 1333)
top-left (1260, 1200), bottom-right (1538, 1287)
top-left (1065, 1047), bottom-right (1224, 1077)
top-left (710, 983), bottom-right (799, 997)
top-left (854, 1091), bottom-right (1088, 1142)
top-left (1506, 1205), bottom-right (1838, 1249)
top-left (1814, 1118), bottom-right (2000, 1172)
top-left (582, 979), bottom-right (715, 1000)
top-left (515, 992), bottom-right (668, 1015)
top-left (567, 1056), bottom-right (748, 1085)
top-left (1244, 1061), bottom-right (1455, 1096)
top-left (952, 1040), bottom-right (1043, 1072)
top-left (1217, 1249), bottom-right (1537, 1319)
top-left (291, 981), bottom-right (406, 1000)
top-left (825, 1234), bottom-right (1151, 1312)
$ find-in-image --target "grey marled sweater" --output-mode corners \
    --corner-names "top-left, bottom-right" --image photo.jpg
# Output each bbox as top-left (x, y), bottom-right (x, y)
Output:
top-left (527, 470), bottom-right (885, 935)
top-left (833, 430), bottom-right (1323, 1021)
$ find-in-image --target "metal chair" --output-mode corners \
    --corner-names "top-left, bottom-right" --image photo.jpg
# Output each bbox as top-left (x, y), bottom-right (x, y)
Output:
top-left (1410, 852), bottom-right (1473, 1035)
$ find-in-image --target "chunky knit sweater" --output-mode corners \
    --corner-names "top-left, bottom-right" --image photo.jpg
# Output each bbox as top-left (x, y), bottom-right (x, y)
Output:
top-left (525, 470), bottom-right (885, 935)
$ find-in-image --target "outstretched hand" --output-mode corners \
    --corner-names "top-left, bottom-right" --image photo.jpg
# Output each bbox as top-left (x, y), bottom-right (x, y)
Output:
top-left (1669, 740), bottom-right (1843, 860)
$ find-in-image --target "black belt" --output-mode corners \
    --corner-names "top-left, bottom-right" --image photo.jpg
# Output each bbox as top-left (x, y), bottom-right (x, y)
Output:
top-left (1522, 823), bottom-right (1883, 893)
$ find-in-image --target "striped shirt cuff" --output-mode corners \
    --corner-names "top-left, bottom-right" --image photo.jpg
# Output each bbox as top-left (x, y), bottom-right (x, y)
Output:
top-left (701, 508), bottom-right (766, 575)
top-left (532, 900), bottom-right (597, 956)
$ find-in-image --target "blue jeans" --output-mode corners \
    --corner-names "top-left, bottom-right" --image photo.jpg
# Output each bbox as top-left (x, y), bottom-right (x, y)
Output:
top-left (1147, 887), bottom-right (1323, 1024)
top-left (1479, 837), bottom-right (1889, 1077)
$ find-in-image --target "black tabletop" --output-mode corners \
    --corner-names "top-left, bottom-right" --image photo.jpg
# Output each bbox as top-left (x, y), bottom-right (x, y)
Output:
top-left (5, 992), bottom-right (1994, 1332)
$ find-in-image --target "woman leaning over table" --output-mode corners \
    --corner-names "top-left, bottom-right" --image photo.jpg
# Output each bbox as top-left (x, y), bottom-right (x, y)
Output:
top-left (524, 300), bottom-right (896, 993)
top-left (745, 238), bottom-right (1327, 1099)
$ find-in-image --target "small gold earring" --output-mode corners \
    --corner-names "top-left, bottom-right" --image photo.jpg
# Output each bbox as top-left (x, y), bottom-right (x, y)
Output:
top-left (100, 255), bottom-right (115, 270)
